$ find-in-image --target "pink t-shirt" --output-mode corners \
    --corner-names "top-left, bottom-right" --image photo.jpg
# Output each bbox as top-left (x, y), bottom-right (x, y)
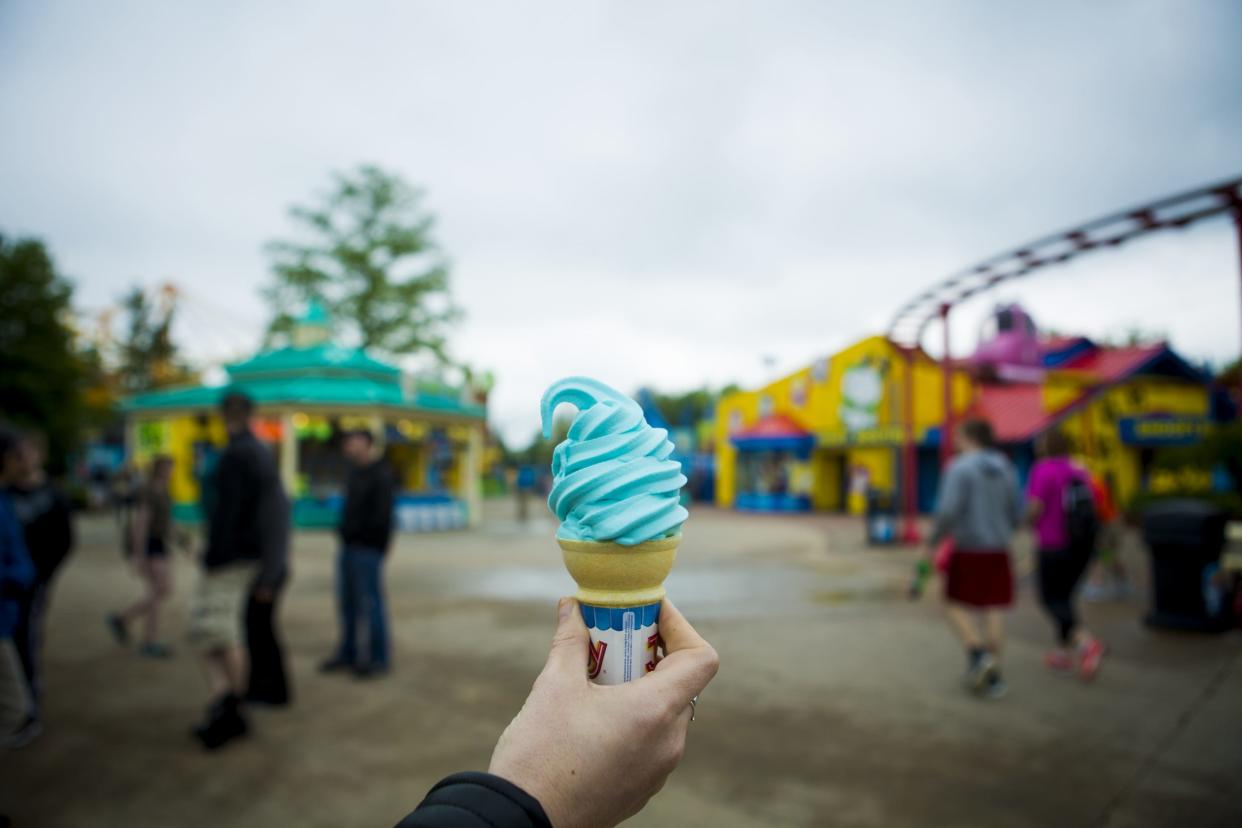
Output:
top-left (1026, 457), bottom-right (1082, 551)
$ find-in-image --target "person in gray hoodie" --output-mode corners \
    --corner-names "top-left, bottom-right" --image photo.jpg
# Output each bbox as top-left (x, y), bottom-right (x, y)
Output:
top-left (925, 418), bottom-right (1021, 699)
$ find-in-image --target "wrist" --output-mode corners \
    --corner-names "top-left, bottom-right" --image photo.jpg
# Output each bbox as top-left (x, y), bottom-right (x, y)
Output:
top-left (488, 759), bottom-right (568, 827)
top-left (414, 771), bottom-right (554, 828)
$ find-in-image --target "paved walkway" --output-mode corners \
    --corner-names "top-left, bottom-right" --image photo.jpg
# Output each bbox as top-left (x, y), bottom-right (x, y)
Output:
top-left (2, 501), bottom-right (1239, 826)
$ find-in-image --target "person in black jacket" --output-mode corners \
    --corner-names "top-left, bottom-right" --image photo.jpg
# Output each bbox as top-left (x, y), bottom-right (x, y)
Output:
top-left (321, 429), bottom-right (395, 679)
top-left (5, 430), bottom-right (73, 738)
top-left (187, 391), bottom-right (280, 749)
top-left (397, 596), bottom-right (720, 828)
top-left (244, 458), bottom-right (292, 706)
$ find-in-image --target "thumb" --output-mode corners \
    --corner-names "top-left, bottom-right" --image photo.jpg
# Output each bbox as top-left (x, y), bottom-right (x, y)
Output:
top-left (542, 596), bottom-right (591, 680)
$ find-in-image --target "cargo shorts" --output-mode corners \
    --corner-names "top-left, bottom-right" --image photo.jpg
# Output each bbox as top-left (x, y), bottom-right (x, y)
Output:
top-left (186, 562), bottom-right (257, 652)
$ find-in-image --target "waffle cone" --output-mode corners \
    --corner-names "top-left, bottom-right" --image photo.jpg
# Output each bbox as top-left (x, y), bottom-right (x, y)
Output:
top-left (558, 535), bottom-right (679, 608)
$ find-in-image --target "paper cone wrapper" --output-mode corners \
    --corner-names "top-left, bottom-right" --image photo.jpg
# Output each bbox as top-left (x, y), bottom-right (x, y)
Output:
top-left (558, 535), bottom-right (679, 685)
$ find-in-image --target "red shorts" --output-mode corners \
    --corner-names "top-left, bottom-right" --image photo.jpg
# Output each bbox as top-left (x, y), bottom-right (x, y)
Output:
top-left (944, 550), bottom-right (1014, 608)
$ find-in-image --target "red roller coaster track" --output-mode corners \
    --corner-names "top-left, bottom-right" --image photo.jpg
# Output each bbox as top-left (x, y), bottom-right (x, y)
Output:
top-left (885, 175), bottom-right (1242, 543)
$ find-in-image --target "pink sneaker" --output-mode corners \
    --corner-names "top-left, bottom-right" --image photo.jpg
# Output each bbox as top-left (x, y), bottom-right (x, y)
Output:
top-left (1079, 638), bottom-right (1106, 682)
top-left (1043, 650), bottom-right (1074, 674)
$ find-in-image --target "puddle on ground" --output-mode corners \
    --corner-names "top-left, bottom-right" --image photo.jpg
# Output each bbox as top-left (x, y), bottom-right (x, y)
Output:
top-left (443, 564), bottom-right (902, 618)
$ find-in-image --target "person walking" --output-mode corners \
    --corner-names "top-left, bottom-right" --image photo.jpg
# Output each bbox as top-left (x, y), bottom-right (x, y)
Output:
top-left (6, 430), bottom-right (74, 735)
top-left (107, 455), bottom-right (175, 658)
top-left (321, 429), bottom-right (394, 679)
top-left (244, 473), bottom-right (291, 706)
top-left (187, 391), bottom-right (279, 749)
top-left (0, 426), bottom-right (37, 749)
top-left (924, 418), bottom-right (1022, 699)
top-left (1027, 429), bottom-right (1106, 680)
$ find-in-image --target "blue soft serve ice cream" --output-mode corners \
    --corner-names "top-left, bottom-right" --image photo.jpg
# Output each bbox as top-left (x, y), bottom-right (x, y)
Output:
top-left (541, 377), bottom-right (688, 545)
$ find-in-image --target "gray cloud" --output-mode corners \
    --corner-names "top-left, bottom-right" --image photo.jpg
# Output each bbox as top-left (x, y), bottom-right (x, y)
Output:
top-left (1, 1), bottom-right (1239, 445)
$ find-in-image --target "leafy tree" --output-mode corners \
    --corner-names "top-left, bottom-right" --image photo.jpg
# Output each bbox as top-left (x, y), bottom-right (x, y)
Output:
top-left (116, 285), bottom-right (194, 392)
top-left (1217, 359), bottom-right (1239, 388)
top-left (651, 386), bottom-right (736, 426)
top-left (514, 416), bottom-right (572, 468)
top-left (0, 235), bottom-right (86, 470)
top-left (263, 165), bottom-right (460, 360)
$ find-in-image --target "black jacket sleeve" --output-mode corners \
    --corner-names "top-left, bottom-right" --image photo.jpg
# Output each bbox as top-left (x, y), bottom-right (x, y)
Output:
top-left (30, 486), bottom-right (74, 582)
top-left (340, 462), bottom-right (396, 551)
top-left (254, 482), bottom-right (290, 591)
top-left (207, 445), bottom-right (248, 563)
top-left (396, 772), bottom-right (551, 828)
top-left (48, 488), bottom-right (74, 561)
top-left (370, 464), bottom-right (395, 549)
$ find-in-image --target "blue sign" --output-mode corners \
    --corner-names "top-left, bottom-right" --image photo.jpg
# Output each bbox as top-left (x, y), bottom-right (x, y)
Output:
top-left (1118, 416), bottom-right (1209, 446)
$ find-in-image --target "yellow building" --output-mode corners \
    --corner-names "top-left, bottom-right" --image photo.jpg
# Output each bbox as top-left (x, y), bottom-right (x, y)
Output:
top-left (716, 336), bottom-right (971, 514)
top-left (715, 327), bottom-right (1214, 516)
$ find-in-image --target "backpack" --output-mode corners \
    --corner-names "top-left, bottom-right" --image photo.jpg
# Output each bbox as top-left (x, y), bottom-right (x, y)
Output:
top-left (1063, 474), bottom-right (1099, 551)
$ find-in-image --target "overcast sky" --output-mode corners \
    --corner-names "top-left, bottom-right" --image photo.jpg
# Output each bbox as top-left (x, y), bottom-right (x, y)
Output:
top-left (2, 1), bottom-right (1240, 445)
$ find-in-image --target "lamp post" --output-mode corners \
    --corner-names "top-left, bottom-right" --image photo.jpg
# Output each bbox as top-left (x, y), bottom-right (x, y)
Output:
top-left (940, 304), bottom-right (954, 468)
top-left (1234, 203), bottom-right (1242, 409)
top-left (899, 345), bottom-right (921, 543)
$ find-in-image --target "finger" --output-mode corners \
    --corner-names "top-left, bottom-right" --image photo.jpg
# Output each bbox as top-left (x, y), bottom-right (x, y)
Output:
top-left (650, 599), bottom-right (719, 699)
top-left (655, 598), bottom-right (708, 656)
top-left (541, 596), bottom-right (591, 681)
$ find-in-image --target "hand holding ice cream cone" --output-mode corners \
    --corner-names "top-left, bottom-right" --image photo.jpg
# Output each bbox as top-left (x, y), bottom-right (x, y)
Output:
top-left (540, 377), bottom-right (688, 684)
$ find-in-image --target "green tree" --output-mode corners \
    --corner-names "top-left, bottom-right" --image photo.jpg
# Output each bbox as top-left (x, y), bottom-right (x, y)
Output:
top-left (651, 385), bottom-right (738, 427)
top-left (116, 286), bottom-right (194, 392)
top-left (263, 165), bottom-right (460, 360)
top-left (515, 416), bottom-right (572, 467)
top-left (1217, 359), bottom-right (1239, 388)
top-left (0, 234), bottom-right (86, 470)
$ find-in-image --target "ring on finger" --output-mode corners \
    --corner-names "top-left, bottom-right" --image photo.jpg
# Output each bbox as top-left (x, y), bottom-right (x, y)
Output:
top-left (688, 695), bottom-right (699, 722)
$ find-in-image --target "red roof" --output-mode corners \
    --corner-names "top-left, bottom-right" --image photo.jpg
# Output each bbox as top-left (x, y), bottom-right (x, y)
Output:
top-left (972, 384), bottom-right (1088, 443)
top-left (1058, 344), bottom-right (1165, 382)
top-left (1040, 335), bottom-right (1089, 351)
top-left (972, 343), bottom-right (1176, 442)
top-left (733, 413), bottom-right (810, 439)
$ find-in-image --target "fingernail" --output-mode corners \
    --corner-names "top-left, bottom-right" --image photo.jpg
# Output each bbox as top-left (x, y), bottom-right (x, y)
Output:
top-left (557, 597), bottom-right (571, 621)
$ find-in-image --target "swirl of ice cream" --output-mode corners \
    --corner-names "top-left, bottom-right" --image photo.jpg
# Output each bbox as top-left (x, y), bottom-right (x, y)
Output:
top-left (541, 377), bottom-right (688, 545)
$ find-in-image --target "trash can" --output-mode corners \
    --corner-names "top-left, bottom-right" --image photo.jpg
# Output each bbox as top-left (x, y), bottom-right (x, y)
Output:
top-left (865, 489), bottom-right (897, 546)
top-left (1141, 499), bottom-right (1229, 632)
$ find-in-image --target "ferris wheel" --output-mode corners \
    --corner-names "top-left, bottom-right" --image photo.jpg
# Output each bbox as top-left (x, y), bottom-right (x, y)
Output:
top-left (81, 280), bottom-right (266, 379)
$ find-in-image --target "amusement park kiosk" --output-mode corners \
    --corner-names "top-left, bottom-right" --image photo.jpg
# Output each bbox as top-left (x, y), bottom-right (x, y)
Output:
top-left (120, 309), bottom-right (488, 531)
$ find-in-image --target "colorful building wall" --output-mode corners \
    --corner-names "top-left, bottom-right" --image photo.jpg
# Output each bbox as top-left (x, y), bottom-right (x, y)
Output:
top-left (1057, 377), bottom-right (1210, 508)
top-left (714, 333), bottom-right (1214, 516)
top-left (127, 406), bottom-right (486, 529)
top-left (715, 336), bottom-right (973, 514)
top-left (130, 414), bottom-right (228, 504)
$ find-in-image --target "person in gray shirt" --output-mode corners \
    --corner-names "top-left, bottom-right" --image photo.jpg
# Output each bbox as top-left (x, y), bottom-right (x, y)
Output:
top-left (924, 418), bottom-right (1021, 699)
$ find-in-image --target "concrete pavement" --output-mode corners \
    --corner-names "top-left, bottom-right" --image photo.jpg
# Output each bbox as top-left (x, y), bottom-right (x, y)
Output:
top-left (2, 500), bottom-right (1239, 827)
